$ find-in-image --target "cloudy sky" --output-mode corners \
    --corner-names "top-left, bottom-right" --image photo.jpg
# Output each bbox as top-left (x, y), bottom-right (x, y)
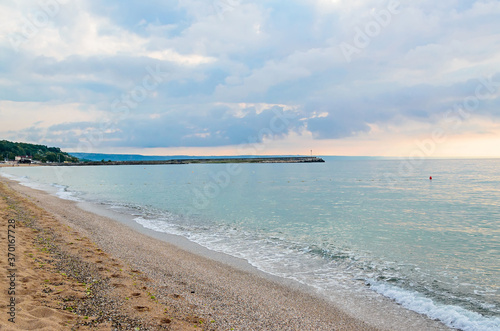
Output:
top-left (1, 0), bottom-right (499, 157)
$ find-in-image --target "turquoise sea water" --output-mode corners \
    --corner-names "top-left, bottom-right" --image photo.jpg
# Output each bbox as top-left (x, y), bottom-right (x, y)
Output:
top-left (2, 158), bottom-right (499, 330)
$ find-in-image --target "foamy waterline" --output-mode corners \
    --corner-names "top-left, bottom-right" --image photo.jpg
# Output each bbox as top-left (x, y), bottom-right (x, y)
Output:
top-left (368, 281), bottom-right (500, 331)
top-left (0, 171), bottom-right (80, 201)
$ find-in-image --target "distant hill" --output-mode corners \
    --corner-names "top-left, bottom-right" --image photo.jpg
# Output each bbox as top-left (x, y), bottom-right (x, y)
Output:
top-left (69, 153), bottom-right (303, 162)
top-left (0, 140), bottom-right (79, 163)
top-left (69, 153), bottom-right (193, 162)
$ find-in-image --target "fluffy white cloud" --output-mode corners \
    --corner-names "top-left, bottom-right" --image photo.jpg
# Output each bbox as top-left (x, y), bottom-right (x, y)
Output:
top-left (0, 0), bottom-right (499, 156)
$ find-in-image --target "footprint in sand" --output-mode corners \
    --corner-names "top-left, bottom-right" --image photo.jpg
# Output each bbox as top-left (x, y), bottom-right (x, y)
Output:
top-left (27, 306), bottom-right (55, 318)
top-left (160, 317), bottom-right (172, 324)
top-left (15, 305), bottom-right (74, 330)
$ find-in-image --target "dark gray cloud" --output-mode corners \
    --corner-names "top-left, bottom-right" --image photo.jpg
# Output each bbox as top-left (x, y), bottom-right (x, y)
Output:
top-left (26, 106), bottom-right (303, 149)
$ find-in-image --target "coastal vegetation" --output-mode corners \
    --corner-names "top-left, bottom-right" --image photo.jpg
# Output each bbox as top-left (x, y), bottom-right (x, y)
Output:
top-left (0, 140), bottom-right (79, 163)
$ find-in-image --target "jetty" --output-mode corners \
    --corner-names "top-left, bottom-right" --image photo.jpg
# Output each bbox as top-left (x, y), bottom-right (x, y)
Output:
top-left (44, 157), bottom-right (325, 166)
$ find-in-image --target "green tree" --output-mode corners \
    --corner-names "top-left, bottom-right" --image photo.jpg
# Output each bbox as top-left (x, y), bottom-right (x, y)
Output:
top-left (45, 152), bottom-right (57, 163)
top-left (0, 140), bottom-right (79, 163)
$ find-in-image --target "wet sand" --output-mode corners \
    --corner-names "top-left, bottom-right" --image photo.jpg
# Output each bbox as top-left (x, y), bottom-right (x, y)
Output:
top-left (0, 175), bottom-right (449, 330)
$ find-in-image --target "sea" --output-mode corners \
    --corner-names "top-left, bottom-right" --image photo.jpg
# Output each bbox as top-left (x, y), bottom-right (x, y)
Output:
top-left (1, 157), bottom-right (499, 330)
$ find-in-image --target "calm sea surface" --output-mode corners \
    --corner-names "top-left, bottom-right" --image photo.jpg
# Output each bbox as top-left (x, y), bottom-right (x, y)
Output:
top-left (2, 158), bottom-right (499, 330)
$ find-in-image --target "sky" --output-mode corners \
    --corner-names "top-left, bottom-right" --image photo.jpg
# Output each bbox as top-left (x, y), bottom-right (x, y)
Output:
top-left (1, 0), bottom-right (500, 157)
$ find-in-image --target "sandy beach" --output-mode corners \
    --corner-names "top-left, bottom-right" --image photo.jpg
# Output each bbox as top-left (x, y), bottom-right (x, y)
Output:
top-left (0, 175), bottom-right (449, 330)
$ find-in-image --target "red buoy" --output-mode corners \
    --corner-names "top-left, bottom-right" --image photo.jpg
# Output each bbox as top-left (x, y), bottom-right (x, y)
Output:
top-left (429, 176), bottom-right (432, 180)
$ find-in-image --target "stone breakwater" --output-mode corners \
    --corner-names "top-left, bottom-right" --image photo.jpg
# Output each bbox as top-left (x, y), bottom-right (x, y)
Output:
top-left (43, 157), bottom-right (326, 166)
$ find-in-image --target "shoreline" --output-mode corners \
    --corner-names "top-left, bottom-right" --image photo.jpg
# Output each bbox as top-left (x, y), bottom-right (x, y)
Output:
top-left (0, 156), bottom-right (325, 168)
top-left (0, 175), bottom-right (449, 330)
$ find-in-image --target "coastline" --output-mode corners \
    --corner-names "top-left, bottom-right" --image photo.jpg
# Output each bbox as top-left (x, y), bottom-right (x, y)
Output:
top-left (0, 156), bottom-right (325, 168)
top-left (0, 175), bottom-right (449, 330)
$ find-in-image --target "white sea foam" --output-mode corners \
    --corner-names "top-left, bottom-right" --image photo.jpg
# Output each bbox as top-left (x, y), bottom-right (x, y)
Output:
top-left (133, 215), bottom-right (381, 294)
top-left (0, 171), bottom-right (79, 201)
top-left (0, 172), bottom-right (16, 179)
top-left (368, 281), bottom-right (500, 331)
top-left (134, 217), bottom-right (182, 235)
top-left (52, 184), bottom-right (80, 201)
top-left (1, 172), bottom-right (45, 190)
